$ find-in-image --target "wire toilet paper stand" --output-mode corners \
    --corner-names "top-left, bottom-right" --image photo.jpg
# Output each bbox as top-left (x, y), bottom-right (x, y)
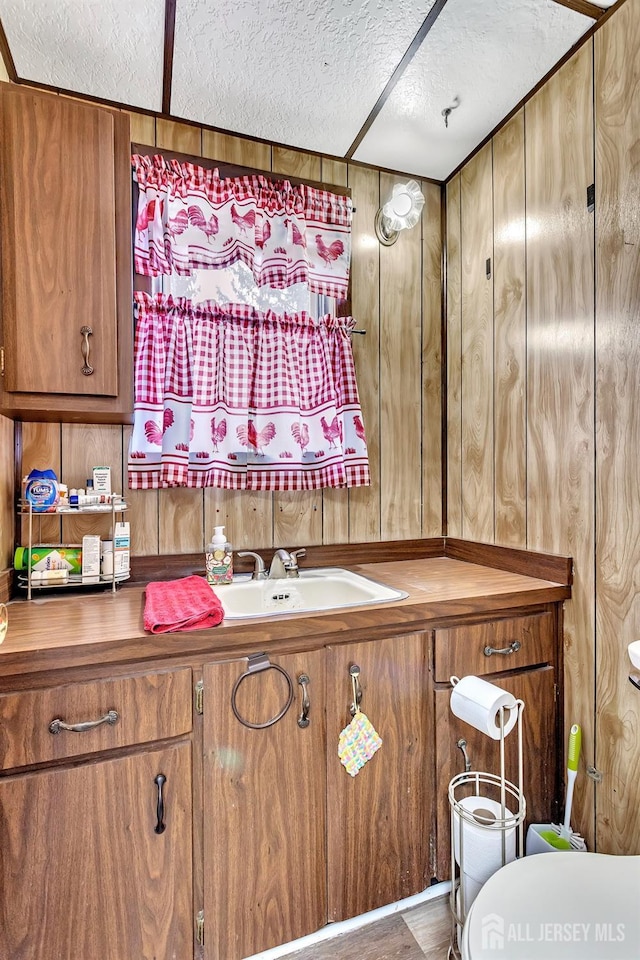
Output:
top-left (447, 698), bottom-right (526, 959)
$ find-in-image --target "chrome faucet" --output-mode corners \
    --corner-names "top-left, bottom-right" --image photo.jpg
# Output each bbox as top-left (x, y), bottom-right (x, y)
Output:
top-left (237, 551), bottom-right (267, 580)
top-left (268, 548), bottom-right (306, 579)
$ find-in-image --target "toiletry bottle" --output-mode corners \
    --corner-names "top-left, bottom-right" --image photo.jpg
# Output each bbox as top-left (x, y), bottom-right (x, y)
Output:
top-left (206, 526), bottom-right (233, 585)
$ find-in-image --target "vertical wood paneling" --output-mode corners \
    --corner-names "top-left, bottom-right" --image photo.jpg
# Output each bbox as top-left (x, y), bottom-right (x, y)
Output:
top-left (20, 422), bottom-right (62, 545)
top-left (273, 492), bottom-right (323, 547)
top-left (155, 118), bottom-right (201, 155)
top-left (493, 110), bottom-right (527, 548)
top-left (271, 147), bottom-right (322, 182)
top-left (595, 2), bottom-right (640, 856)
top-left (347, 165), bottom-right (381, 544)
top-left (202, 130), bottom-right (271, 170)
top-left (461, 143), bottom-right (494, 541)
top-left (204, 489), bottom-right (272, 551)
top-left (0, 416), bottom-right (14, 568)
top-left (526, 43), bottom-right (595, 847)
top-left (159, 489), bottom-right (204, 554)
top-left (380, 173), bottom-right (422, 539)
top-left (128, 111), bottom-right (155, 145)
top-left (422, 181), bottom-right (443, 537)
top-left (61, 425), bottom-right (123, 542)
top-left (446, 176), bottom-right (463, 537)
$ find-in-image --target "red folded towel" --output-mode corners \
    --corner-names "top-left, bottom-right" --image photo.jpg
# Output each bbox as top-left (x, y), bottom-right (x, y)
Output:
top-left (144, 576), bottom-right (224, 634)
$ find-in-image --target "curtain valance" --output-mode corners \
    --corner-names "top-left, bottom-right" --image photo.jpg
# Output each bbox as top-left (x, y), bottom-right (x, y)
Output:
top-left (132, 155), bottom-right (352, 299)
top-left (128, 293), bottom-right (369, 491)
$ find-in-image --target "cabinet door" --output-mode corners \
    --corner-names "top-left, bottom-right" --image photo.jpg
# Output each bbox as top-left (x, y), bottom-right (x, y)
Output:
top-left (203, 650), bottom-right (326, 960)
top-left (434, 666), bottom-right (557, 880)
top-left (0, 85), bottom-right (132, 420)
top-left (0, 741), bottom-right (193, 960)
top-left (326, 632), bottom-right (429, 921)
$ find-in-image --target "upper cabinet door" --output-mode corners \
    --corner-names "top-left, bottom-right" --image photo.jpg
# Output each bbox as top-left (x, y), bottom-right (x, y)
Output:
top-left (0, 86), bottom-right (132, 421)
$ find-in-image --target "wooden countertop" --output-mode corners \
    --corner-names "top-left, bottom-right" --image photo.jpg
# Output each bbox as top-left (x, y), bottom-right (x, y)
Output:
top-left (0, 557), bottom-right (570, 681)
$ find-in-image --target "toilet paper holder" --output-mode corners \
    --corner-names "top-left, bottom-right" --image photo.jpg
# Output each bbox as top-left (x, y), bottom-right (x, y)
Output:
top-left (448, 696), bottom-right (526, 960)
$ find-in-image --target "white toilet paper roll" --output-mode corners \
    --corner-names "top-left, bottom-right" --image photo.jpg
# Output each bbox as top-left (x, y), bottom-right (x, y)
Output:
top-left (453, 795), bottom-right (516, 886)
top-left (450, 675), bottom-right (518, 740)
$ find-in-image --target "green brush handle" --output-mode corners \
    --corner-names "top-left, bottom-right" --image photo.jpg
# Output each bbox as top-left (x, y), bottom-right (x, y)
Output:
top-left (568, 723), bottom-right (581, 772)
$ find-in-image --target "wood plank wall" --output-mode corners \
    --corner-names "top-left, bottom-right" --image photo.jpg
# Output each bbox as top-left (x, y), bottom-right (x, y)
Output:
top-left (0, 103), bottom-right (442, 574)
top-left (446, 0), bottom-right (640, 856)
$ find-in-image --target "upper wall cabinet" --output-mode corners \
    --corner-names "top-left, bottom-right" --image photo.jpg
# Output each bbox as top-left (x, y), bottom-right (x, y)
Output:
top-left (0, 86), bottom-right (132, 423)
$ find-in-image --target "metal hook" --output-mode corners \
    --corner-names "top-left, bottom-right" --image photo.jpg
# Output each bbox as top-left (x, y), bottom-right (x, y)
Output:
top-left (442, 95), bottom-right (461, 128)
top-left (457, 738), bottom-right (472, 773)
top-left (349, 664), bottom-right (362, 717)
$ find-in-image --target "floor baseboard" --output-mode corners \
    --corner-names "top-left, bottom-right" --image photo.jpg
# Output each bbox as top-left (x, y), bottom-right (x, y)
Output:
top-left (246, 881), bottom-right (452, 960)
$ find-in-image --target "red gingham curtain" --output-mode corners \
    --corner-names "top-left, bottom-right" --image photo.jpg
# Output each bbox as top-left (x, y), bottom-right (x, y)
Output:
top-left (128, 293), bottom-right (369, 490)
top-left (132, 155), bottom-right (352, 300)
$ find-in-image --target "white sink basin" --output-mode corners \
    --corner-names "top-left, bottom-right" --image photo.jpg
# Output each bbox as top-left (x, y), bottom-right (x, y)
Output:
top-left (217, 567), bottom-right (408, 619)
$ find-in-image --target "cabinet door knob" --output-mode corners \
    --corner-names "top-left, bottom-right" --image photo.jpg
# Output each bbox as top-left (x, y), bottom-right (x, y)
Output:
top-left (80, 325), bottom-right (94, 376)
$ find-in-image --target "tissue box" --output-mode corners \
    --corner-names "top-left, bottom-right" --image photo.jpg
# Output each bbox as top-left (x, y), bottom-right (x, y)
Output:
top-left (81, 535), bottom-right (101, 584)
top-left (114, 522), bottom-right (130, 576)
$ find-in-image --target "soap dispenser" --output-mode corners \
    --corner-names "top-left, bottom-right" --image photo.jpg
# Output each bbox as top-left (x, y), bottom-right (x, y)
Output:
top-left (206, 526), bottom-right (233, 585)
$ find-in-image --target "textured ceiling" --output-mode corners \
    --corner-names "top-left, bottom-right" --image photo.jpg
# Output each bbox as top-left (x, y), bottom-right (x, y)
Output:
top-left (353, 0), bottom-right (592, 179)
top-left (0, 0), bottom-right (618, 181)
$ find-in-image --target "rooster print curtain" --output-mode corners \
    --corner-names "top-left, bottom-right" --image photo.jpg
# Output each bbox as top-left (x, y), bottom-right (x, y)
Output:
top-left (128, 293), bottom-right (369, 490)
top-left (132, 155), bottom-right (352, 300)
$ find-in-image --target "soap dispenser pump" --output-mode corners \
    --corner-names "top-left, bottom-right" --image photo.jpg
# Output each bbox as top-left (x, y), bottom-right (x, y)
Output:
top-left (206, 526), bottom-right (233, 585)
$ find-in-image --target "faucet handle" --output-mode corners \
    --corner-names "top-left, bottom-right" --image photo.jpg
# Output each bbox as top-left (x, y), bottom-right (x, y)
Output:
top-left (237, 551), bottom-right (266, 580)
top-left (290, 548), bottom-right (306, 565)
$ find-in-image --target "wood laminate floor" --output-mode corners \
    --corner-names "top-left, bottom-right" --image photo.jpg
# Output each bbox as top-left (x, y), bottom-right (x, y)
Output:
top-left (278, 896), bottom-right (451, 960)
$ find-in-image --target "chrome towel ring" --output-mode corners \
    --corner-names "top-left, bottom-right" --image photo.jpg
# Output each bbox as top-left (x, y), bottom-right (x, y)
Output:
top-left (231, 652), bottom-right (294, 729)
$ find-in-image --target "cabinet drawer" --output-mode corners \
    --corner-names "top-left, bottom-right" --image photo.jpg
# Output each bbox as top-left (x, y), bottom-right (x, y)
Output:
top-left (0, 668), bottom-right (192, 770)
top-left (433, 612), bottom-right (554, 682)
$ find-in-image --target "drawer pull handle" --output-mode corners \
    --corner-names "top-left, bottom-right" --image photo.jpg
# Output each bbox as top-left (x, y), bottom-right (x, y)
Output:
top-left (49, 709), bottom-right (119, 734)
top-left (154, 773), bottom-right (166, 834)
top-left (80, 325), bottom-right (94, 376)
top-left (297, 673), bottom-right (311, 728)
top-left (483, 640), bottom-right (521, 658)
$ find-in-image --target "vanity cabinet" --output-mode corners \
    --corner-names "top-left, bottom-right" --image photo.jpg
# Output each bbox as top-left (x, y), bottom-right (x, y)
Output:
top-left (201, 632), bottom-right (430, 958)
top-left (0, 85), bottom-right (133, 422)
top-left (0, 668), bottom-right (194, 960)
top-left (203, 650), bottom-right (326, 960)
top-left (326, 632), bottom-right (430, 921)
top-left (431, 608), bottom-right (560, 880)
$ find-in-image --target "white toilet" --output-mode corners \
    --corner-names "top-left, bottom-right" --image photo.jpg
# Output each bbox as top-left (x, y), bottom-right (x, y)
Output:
top-left (461, 851), bottom-right (640, 958)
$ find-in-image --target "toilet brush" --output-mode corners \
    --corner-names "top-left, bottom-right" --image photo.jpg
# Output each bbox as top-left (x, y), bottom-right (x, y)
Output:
top-left (549, 723), bottom-right (587, 850)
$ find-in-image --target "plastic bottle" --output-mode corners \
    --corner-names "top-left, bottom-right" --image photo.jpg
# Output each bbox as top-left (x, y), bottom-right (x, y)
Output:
top-left (206, 526), bottom-right (233, 585)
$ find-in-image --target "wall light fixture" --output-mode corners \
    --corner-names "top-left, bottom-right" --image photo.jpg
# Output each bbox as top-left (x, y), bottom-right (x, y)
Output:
top-left (374, 179), bottom-right (425, 246)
